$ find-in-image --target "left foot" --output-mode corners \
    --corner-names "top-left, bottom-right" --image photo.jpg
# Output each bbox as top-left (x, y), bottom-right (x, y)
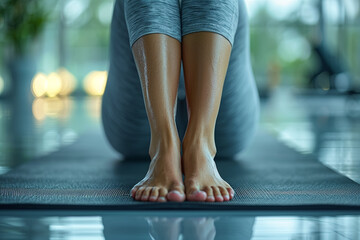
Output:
top-left (182, 138), bottom-right (235, 202)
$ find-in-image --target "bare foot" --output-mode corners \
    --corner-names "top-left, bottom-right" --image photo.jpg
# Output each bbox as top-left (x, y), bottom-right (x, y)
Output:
top-left (130, 142), bottom-right (185, 202)
top-left (182, 141), bottom-right (235, 202)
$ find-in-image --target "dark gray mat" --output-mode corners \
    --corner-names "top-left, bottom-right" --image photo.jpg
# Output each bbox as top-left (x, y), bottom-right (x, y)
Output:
top-left (1, 127), bottom-right (360, 210)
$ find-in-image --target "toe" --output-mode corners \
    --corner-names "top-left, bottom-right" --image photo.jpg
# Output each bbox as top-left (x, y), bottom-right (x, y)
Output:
top-left (219, 187), bottom-right (230, 201)
top-left (130, 186), bottom-right (139, 198)
top-left (167, 184), bottom-right (185, 202)
top-left (212, 186), bottom-right (223, 202)
top-left (135, 187), bottom-right (145, 201)
top-left (204, 186), bottom-right (215, 202)
top-left (158, 188), bottom-right (168, 202)
top-left (167, 190), bottom-right (185, 202)
top-left (141, 187), bottom-right (152, 201)
top-left (186, 186), bottom-right (207, 202)
top-left (149, 187), bottom-right (159, 202)
top-left (227, 187), bottom-right (235, 199)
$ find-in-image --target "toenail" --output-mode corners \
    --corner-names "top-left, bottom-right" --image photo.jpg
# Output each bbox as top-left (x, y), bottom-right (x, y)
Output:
top-left (158, 197), bottom-right (166, 201)
top-left (191, 190), bottom-right (200, 195)
top-left (171, 190), bottom-right (183, 195)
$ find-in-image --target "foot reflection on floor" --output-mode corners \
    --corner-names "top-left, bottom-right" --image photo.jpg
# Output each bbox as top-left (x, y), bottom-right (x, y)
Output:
top-left (1, 214), bottom-right (360, 240)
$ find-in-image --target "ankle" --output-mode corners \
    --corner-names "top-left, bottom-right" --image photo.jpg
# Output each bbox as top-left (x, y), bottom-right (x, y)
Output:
top-left (149, 131), bottom-right (181, 159)
top-left (182, 133), bottom-right (217, 158)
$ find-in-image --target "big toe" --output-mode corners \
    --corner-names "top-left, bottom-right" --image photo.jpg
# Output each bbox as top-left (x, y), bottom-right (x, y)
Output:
top-left (167, 190), bottom-right (186, 202)
top-left (187, 189), bottom-right (207, 202)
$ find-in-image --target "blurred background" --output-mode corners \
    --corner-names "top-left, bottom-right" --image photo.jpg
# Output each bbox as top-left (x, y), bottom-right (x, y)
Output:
top-left (0, 0), bottom-right (360, 174)
top-left (1, 0), bottom-right (360, 239)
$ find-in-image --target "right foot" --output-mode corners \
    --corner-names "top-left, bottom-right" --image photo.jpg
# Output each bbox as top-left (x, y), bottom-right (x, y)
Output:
top-left (130, 142), bottom-right (185, 202)
top-left (182, 136), bottom-right (235, 202)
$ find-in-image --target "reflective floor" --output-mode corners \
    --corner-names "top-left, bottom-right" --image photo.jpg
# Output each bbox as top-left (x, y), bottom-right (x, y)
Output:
top-left (1, 87), bottom-right (360, 239)
top-left (0, 212), bottom-right (360, 240)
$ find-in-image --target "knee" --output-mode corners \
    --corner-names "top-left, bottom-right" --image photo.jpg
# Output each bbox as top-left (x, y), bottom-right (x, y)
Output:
top-left (101, 97), bottom-right (149, 158)
top-left (215, 98), bottom-right (260, 159)
top-left (215, 119), bottom-right (259, 159)
top-left (124, 0), bottom-right (181, 48)
top-left (181, 0), bottom-right (239, 47)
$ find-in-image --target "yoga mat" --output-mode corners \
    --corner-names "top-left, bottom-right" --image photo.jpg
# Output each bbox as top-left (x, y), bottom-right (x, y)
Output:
top-left (1, 127), bottom-right (360, 210)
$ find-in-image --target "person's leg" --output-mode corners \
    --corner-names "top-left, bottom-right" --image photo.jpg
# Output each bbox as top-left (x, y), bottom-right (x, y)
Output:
top-left (181, 0), bottom-right (260, 202)
top-left (124, 0), bottom-right (186, 202)
top-left (102, 0), bottom-right (185, 202)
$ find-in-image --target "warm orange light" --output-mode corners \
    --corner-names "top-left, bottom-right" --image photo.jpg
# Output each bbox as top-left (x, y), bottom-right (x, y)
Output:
top-left (57, 68), bottom-right (76, 96)
top-left (31, 73), bottom-right (48, 98)
top-left (32, 70), bottom-right (77, 98)
top-left (32, 98), bottom-right (46, 121)
top-left (32, 97), bottom-right (72, 121)
top-left (46, 72), bottom-right (62, 97)
top-left (83, 71), bottom-right (108, 96)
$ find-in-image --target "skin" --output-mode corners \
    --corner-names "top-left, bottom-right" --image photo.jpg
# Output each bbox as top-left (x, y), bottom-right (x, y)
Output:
top-left (130, 32), bottom-right (235, 202)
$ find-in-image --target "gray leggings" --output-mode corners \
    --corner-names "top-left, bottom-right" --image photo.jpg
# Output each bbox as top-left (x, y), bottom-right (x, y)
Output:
top-left (101, 0), bottom-right (260, 159)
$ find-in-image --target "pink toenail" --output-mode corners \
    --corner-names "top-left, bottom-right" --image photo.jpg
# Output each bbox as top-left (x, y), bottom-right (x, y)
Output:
top-left (216, 195), bottom-right (223, 200)
top-left (171, 190), bottom-right (183, 195)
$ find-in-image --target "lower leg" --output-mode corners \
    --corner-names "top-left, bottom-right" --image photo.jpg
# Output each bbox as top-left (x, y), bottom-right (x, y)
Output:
top-left (182, 31), bottom-right (235, 202)
top-left (130, 33), bottom-right (185, 202)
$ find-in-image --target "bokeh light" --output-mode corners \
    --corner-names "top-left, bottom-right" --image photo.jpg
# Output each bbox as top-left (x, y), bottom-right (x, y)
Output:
top-left (31, 73), bottom-right (48, 98)
top-left (32, 98), bottom-right (46, 121)
top-left (32, 69), bottom-right (77, 98)
top-left (300, 3), bottom-right (319, 25)
top-left (63, 0), bottom-right (90, 25)
top-left (97, 1), bottom-right (113, 25)
top-left (57, 68), bottom-right (77, 96)
top-left (32, 97), bottom-right (72, 122)
top-left (83, 71), bottom-right (107, 96)
top-left (0, 75), bottom-right (4, 96)
top-left (46, 72), bottom-right (62, 97)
